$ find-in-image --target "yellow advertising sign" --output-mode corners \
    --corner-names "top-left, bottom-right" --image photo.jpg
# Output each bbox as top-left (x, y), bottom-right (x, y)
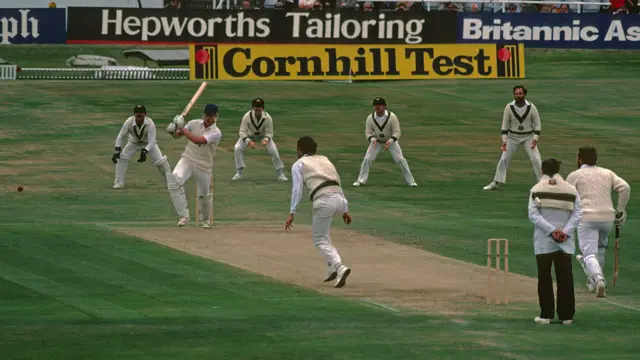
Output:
top-left (189, 43), bottom-right (524, 81)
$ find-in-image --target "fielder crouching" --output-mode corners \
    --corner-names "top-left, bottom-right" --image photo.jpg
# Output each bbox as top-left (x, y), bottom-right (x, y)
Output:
top-left (112, 105), bottom-right (171, 188)
top-left (528, 158), bottom-right (582, 325)
top-left (165, 104), bottom-right (222, 228)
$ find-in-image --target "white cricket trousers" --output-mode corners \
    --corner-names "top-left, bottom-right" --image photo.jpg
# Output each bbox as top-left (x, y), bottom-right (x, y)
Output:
top-left (114, 141), bottom-right (168, 187)
top-left (120, 141), bottom-right (164, 163)
top-left (173, 157), bottom-right (212, 197)
top-left (356, 141), bottom-right (415, 185)
top-left (234, 138), bottom-right (284, 171)
top-left (493, 137), bottom-right (541, 183)
top-left (577, 221), bottom-right (613, 282)
top-left (312, 193), bottom-right (347, 269)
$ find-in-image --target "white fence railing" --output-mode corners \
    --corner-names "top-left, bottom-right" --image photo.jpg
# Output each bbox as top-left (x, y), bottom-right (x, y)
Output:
top-left (14, 67), bottom-right (189, 80)
top-left (0, 65), bottom-right (17, 80)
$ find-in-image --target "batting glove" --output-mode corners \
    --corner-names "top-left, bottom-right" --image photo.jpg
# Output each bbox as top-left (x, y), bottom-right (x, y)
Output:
top-left (615, 211), bottom-right (627, 227)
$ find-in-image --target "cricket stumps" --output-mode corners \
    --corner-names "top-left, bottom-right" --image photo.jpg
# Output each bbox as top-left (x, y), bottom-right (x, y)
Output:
top-left (487, 238), bottom-right (509, 305)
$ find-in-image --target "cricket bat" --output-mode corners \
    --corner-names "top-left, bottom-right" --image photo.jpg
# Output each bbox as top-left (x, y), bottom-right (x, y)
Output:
top-left (181, 82), bottom-right (207, 117)
top-left (613, 225), bottom-right (620, 286)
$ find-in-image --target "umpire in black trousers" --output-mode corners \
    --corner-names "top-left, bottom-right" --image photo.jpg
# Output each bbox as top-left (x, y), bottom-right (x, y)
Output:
top-left (527, 158), bottom-right (583, 324)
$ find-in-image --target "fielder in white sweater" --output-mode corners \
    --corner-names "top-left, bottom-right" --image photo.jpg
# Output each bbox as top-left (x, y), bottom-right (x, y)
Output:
top-left (285, 136), bottom-right (352, 288)
top-left (566, 146), bottom-right (630, 298)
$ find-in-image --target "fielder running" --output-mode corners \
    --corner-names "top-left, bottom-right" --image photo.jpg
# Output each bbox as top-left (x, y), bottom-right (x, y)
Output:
top-left (112, 104), bottom-right (171, 189)
top-left (232, 98), bottom-right (288, 182)
top-left (353, 97), bottom-right (417, 187)
top-left (285, 136), bottom-right (352, 288)
top-left (566, 146), bottom-right (630, 298)
top-left (483, 86), bottom-right (542, 190)
top-left (165, 104), bottom-right (222, 228)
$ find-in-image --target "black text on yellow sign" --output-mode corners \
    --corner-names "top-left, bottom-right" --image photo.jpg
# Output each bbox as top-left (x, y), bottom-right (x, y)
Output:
top-left (189, 43), bottom-right (525, 81)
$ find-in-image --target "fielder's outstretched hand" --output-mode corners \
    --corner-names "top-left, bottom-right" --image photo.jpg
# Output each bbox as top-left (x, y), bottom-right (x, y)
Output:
top-left (384, 141), bottom-right (391, 150)
top-left (249, 141), bottom-right (256, 149)
top-left (285, 214), bottom-right (294, 232)
top-left (261, 138), bottom-right (269, 146)
top-left (531, 139), bottom-right (538, 149)
top-left (343, 213), bottom-right (352, 225)
top-left (501, 142), bottom-right (507, 152)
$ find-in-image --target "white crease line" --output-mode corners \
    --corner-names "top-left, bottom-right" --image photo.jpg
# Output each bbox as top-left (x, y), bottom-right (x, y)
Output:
top-left (360, 298), bottom-right (400, 313)
top-left (601, 299), bottom-right (640, 312)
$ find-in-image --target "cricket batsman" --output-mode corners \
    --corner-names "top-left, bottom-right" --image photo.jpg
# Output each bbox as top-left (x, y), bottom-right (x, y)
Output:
top-left (165, 104), bottom-right (222, 228)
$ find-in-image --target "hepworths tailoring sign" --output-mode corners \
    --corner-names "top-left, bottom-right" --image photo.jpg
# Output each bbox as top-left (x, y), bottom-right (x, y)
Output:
top-left (66, 7), bottom-right (456, 44)
top-left (458, 13), bottom-right (640, 49)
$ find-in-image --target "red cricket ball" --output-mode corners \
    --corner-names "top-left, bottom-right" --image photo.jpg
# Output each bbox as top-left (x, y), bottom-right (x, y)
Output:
top-left (17, 185), bottom-right (23, 192)
top-left (498, 48), bottom-right (511, 62)
top-left (195, 49), bottom-right (210, 65)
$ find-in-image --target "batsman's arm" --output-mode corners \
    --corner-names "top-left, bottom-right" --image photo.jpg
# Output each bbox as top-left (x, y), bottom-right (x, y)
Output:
top-left (263, 116), bottom-right (274, 141)
top-left (389, 114), bottom-right (401, 143)
top-left (528, 195), bottom-right (557, 235)
top-left (115, 119), bottom-right (130, 148)
top-left (289, 161), bottom-right (304, 214)
top-left (531, 105), bottom-right (541, 141)
top-left (501, 107), bottom-right (511, 143)
top-left (239, 114), bottom-right (251, 144)
top-left (611, 171), bottom-right (631, 213)
top-left (182, 127), bottom-right (221, 145)
top-left (563, 193), bottom-right (582, 235)
top-left (145, 122), bottom-right (157, 152)
top-left (365, 116), bottom-right (375, 142)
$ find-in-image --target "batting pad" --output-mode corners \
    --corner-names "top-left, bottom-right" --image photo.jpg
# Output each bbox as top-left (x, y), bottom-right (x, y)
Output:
top-left (198, 194), bottom-right (213, 223)
top-left (167, 173), bottom-right (189, 219)
top-left (155, 156), bottom-right (171, 181)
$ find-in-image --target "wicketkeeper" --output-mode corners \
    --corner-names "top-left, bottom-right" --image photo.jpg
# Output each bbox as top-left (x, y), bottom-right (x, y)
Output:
top-left (112, 104), bottom-right (171, 189)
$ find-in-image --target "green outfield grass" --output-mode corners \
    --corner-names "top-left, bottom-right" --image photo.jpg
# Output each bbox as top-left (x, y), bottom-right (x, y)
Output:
top-left (1, 46), bottom-right (640, 359)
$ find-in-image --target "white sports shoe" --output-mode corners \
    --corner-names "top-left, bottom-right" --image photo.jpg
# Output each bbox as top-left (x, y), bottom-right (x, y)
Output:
top-left (534, 316), bottom-right (552, 325)
top-left (232, 173), bottom-right (243, 180)
top-left (178, 217), bottom-right (188, 227)
top-left (113, 183), bottom-right (123, 189)
top-left (483, 181), bottom-right (499, 190)
top-left (353, 181), bottom-right (362, 187)
top-left (277, 173), bottom-right (288, 182)
top-left (595, 279), bottom-right (606, 298)
top-left (201, 220), bottom-right (211, 229)
top-left (562, 320), bottom-right (573, 325)
top-left (324, 265), bottom-right (337, 282)
top-left (409, 182), bottom-right (417, 187)
top-left (334, 265), bottom-right (351, 288)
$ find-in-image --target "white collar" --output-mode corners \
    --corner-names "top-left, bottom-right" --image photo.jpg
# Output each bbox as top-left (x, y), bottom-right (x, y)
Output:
top-left (133, 117), bottom-right (148, 127)
top-left (580, 164), bottom-right (594, 169)
top-left (509, 100), bottom-right (530, 107)
top-left (374, 110), bottom-right (389, 118)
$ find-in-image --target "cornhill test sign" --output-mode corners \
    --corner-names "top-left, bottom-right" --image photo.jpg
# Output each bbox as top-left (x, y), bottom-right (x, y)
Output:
top-left (189, 43), bottom-right (525, 81)
top-left (65, 7), bottom-right (456, 44)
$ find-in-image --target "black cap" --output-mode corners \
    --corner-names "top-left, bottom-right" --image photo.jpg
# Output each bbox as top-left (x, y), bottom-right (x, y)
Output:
top-left (133, 104), bottom-right (146, 113)
top-left (373, 97), bottom-right (386, 106)
top-left (541, 158), bottom-right (562, 177)
top-left (252, 98), bottom-right (265, 108)
top-left (204, 104), bottom-right (218, 116)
